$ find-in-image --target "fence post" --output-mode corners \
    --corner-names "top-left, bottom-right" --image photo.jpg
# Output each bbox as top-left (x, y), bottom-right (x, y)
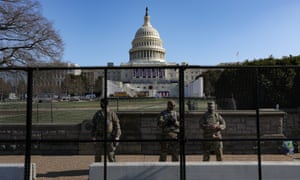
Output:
top-left (255, 67), bottom-right (262, 180)
top-left (24, 68), bottom-right (33, 180)
top-left (179, 66), bottom-right (186, 180)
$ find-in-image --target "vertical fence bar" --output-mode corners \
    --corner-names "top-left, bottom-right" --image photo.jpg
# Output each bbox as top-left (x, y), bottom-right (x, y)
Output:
top-left (179, 66), bottom-right (186, 180)
top-left (36, 103), bottom-right (39, 123)
top-left (24, 68), bottom-right (33, 180)
top-left (255, 68), bottom-right (262, 180)
top-left (103, 68), bottom-right (108, 180)
top-left (50, 101), bottom-right (53, 123)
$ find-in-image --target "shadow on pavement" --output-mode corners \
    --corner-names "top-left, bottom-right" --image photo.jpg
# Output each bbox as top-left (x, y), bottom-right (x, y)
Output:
top-left (37, 169), bottom-right (89, 178)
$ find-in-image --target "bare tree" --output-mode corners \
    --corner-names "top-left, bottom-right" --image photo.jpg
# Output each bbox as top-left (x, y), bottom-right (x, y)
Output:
top-left (0, 0), bottom-right (64, 66)
top-left (0, 77), bottom-right (12, 99)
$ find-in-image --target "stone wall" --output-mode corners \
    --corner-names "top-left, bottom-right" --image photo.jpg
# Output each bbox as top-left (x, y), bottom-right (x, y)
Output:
top-left (282, 108), bottom-right (300, 153)
top-left (0, 124), bottom-right (80, 155)
top-left (1, 110), bottom-right (299, 155)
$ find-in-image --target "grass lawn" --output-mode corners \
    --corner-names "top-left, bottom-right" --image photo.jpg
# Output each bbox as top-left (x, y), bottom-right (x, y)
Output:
top-left (0, 98), bottom-right (208, 124)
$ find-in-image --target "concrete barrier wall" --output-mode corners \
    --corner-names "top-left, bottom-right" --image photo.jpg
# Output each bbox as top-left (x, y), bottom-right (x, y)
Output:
top-left (89, 161), bottom-right (300, 180)
top-left (0, 163), bottom-right (36, 180)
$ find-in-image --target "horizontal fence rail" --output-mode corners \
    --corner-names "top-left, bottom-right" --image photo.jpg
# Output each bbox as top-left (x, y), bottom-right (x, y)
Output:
top-left (1, 65), bottom-right (300, 180)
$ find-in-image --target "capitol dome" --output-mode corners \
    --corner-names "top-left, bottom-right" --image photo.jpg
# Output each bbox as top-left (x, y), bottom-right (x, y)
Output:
top-left (129, 7), bottom-right (166, 64)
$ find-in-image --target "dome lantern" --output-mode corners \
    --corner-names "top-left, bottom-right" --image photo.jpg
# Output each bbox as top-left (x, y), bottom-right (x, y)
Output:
top-left (129, 7), bottom-right (166, 64)
top-left (143, 7), bottom-right (152, 27)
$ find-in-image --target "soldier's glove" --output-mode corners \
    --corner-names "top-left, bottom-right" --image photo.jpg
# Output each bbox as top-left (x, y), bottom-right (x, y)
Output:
top-left (113, 137), bottom-right (119, 147)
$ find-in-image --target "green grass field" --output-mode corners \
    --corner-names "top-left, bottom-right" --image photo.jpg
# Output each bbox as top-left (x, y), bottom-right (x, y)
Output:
top-left (0, 98), bottom-right (208, 124)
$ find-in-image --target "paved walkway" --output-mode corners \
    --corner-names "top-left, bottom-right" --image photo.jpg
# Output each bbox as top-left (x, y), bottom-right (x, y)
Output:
top-left (0, 154), bottom-right (299, 180)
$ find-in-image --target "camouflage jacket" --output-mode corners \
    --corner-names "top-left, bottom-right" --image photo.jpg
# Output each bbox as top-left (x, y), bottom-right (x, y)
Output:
top-left (200, 112), bottom-right (226, 138)
top-left (91, 108), bottom-right (121, 139)
top-left (157, 109), bottom-right (180, 133)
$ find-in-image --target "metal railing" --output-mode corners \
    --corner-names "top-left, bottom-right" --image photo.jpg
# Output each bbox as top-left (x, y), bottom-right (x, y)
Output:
top-left (1, 65), bottom-right (300, 180)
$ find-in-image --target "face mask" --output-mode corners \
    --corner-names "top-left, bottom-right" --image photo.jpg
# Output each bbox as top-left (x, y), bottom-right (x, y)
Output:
top-left (208, 106), bottom-right (215, 112)
top-left (168, 103), bottom-right (175, 110)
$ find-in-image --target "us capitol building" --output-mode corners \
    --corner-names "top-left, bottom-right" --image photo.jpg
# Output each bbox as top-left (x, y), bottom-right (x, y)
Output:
top-left (105, 7), bottom-right (204, 97)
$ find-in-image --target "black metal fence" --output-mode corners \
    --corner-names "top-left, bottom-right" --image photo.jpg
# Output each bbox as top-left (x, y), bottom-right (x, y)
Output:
top-left (1, 65), bottom-right (300, 180)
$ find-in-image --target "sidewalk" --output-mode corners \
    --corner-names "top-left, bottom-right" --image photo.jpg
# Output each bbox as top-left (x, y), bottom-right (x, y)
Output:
top-left (0, 154), bottom-right (299, 180)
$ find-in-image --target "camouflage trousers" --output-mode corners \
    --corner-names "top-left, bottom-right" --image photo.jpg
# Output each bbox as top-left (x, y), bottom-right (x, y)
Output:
top-left (202, 140), bottom-right (223, 161)
top-left (159, 132), bottom-right (179, 162)
top-left (94, 136), bottom-right (118, 162)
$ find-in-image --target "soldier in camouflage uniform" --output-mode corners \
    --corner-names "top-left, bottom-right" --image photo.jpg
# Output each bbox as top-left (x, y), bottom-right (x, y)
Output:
top-left (91, 99), bottom-right (121, 162)
top-left (157, 100), bottom-right (180, 161)
top-left (200, 101), bottom-right (226, 161)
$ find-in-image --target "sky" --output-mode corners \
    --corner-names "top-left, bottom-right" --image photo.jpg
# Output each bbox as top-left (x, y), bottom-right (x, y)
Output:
top-left (39, 0), bottom-right (300, 66)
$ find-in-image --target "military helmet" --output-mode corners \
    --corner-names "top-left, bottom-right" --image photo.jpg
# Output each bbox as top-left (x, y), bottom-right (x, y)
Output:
top-left (167, 100), bottom-right (176, 107)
